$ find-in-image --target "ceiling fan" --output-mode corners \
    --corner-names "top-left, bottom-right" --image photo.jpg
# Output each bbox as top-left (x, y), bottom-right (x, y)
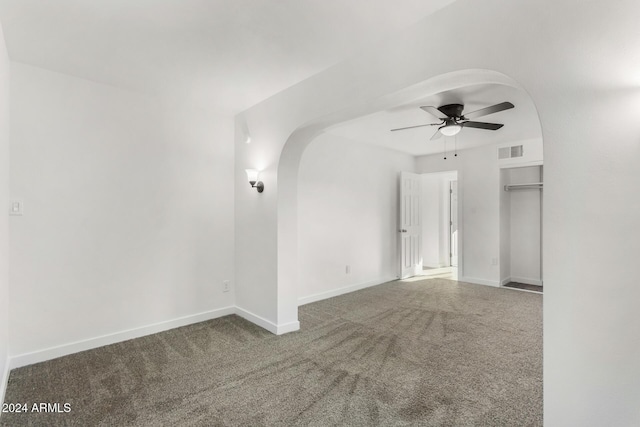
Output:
top-left (390, 101), bottom-right (515, 140)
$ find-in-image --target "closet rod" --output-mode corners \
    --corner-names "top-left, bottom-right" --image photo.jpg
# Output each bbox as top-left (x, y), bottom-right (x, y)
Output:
top-left (504, 182), bottom-right (543, 191)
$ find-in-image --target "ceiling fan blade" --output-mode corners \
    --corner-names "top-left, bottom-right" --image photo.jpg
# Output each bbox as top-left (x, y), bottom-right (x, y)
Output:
top-left (420, 106), bottom-right (449, 120)
top-left (462, 121), bottom-right (504, 130)
top-left (463, 102), bottom-right (514, 120)
top-left (430, 128), bottom-right (443, 140)
top-left (390, 123), bottom-right (439, 132)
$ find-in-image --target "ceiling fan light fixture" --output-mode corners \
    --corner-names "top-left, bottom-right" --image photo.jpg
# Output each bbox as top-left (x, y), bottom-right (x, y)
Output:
top-left (440, 124), bottom-right (462, 136)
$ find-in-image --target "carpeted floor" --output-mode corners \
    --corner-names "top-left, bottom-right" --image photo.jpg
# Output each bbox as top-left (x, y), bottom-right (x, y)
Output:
top-left (1, 278), bottom-right (542, 426)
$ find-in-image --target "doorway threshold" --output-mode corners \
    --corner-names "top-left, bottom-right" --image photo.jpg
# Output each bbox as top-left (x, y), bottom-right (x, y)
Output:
top-left (418, 266), bottom-right (458, 280)
top-left (503, 282), bottom-right (542, 293)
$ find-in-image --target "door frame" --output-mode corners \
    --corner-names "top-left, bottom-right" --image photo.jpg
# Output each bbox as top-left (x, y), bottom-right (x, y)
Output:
top-left (408, 170), bottom-right (462, 278)
top-left (449, 179), bottom-right (458, 268)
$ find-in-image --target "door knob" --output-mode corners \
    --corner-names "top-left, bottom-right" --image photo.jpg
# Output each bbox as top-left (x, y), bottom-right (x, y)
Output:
top-left (399, 229), bottom-right (407, 233)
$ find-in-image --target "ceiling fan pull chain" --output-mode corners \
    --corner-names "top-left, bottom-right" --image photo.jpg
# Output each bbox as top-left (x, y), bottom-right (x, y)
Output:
top-left (454, 134), bottom-right (458, 157)
top-left (443, 138), bottom-right (447, 160)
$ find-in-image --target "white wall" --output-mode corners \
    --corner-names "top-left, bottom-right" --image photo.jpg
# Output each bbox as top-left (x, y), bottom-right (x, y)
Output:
top-left (297, 133), bottom-right (414, 303)
top-left (421, 171), bottom-right (456, 268)
top-left (235, 1), bottom-right (640, 423)
top-left (416, 144), bottom-right (500, 286)
top-left (421, 174), bottom-right (441, 267)
top-left (508, 166), bottom-right (542, 284)
top-left (234, 118), bottom-right (281, 328)
top-left (0, 21), bottom-right (10, 404)
top-left (9, 63), bottom-right (235, 361)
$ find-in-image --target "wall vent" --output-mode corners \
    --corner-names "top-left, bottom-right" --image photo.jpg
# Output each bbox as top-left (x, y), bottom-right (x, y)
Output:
top-left (498, 145), bottom-right (524, 159)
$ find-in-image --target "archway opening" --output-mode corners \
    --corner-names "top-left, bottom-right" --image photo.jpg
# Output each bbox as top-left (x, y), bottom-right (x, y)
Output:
top-left (277, 69), bottom-right (544, 323)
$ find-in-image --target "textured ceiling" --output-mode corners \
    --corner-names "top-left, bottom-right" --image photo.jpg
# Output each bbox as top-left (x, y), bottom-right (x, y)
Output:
top-left (0, 0), bottom-right (455, 113)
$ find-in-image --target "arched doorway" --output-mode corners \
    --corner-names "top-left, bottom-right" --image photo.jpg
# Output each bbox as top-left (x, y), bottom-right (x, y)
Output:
top-left (277, 69), bottom-right (543, 324)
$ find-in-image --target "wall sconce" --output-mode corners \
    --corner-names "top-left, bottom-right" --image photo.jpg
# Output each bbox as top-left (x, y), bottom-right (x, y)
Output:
top-left (245, 169), bottom-right (264, 193)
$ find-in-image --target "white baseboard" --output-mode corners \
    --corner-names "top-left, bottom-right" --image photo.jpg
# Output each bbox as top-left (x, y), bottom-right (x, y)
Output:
top-left (0, 357), bottom-right (9, 407)
top-left (297, 276), bottom-right (396, 306)
top-left (232, 307), bottom-right (300, 335)
top-left (235, 306), bottom-right (279, 334)
top-left (459, 276), bottom-right (500, 287)
top-left (276, 320), bottom-right (300, 335)
top-left (9, 306), bottom-right (235, 370)
top-left (423, 264), bottom-right (449, 270)
top-left (509, 276), bottom-right (543, 286)
top-left (8, 305), bottom-right (302, 371)
top-left (500, 277), bottom-right (512, 286)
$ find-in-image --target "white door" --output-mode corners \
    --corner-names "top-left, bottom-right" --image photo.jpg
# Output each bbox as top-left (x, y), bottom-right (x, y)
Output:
top-left (400, 172), bottom-right (422, 278)
top-left (450, 180), bottom-right (458, 267)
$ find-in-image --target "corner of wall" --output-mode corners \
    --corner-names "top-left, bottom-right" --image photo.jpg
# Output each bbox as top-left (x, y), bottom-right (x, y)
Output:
top-left (0, 362), bottom-right (9, 408)
top-left (0, 19), bottom-right (11, 406)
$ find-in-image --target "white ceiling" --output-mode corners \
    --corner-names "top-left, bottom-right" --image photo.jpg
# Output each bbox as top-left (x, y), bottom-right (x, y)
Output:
top-left (325, 83), bottom-right (542, 156)
top-left (0, 0), bottom-right (455, 113)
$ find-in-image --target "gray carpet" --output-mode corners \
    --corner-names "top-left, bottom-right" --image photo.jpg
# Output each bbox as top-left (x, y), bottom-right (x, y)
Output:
top-left (1, 278), bottom-right (542, 426)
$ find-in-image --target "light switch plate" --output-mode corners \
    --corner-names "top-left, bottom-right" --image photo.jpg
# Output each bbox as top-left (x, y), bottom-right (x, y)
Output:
top-left (9, 200), bottom-right (23, 216)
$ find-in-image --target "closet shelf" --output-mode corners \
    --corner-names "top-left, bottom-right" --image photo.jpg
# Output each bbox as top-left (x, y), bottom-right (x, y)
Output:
top-left (504, 182), bottom-right (543, 191)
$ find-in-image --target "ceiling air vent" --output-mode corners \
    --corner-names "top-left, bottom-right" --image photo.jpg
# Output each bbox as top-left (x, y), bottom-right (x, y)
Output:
top-left (498, 145), bottom-right (523, 159)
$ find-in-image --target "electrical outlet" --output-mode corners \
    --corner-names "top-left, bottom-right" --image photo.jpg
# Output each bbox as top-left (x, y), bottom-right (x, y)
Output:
top-left (346, 265), bottom-right (350, 274)
top-left (223, 280), bottom-right (230, 292)
top-left (9, 200), bottom-right (23, 216)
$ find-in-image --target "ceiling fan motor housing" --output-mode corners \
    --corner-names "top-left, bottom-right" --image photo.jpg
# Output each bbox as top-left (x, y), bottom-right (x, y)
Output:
top-left (438, 103), bottom-right (465, 119)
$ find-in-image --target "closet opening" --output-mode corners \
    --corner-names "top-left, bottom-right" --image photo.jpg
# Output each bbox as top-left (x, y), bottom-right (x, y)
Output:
top-left (500, 165), bottom-right (543, 293)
